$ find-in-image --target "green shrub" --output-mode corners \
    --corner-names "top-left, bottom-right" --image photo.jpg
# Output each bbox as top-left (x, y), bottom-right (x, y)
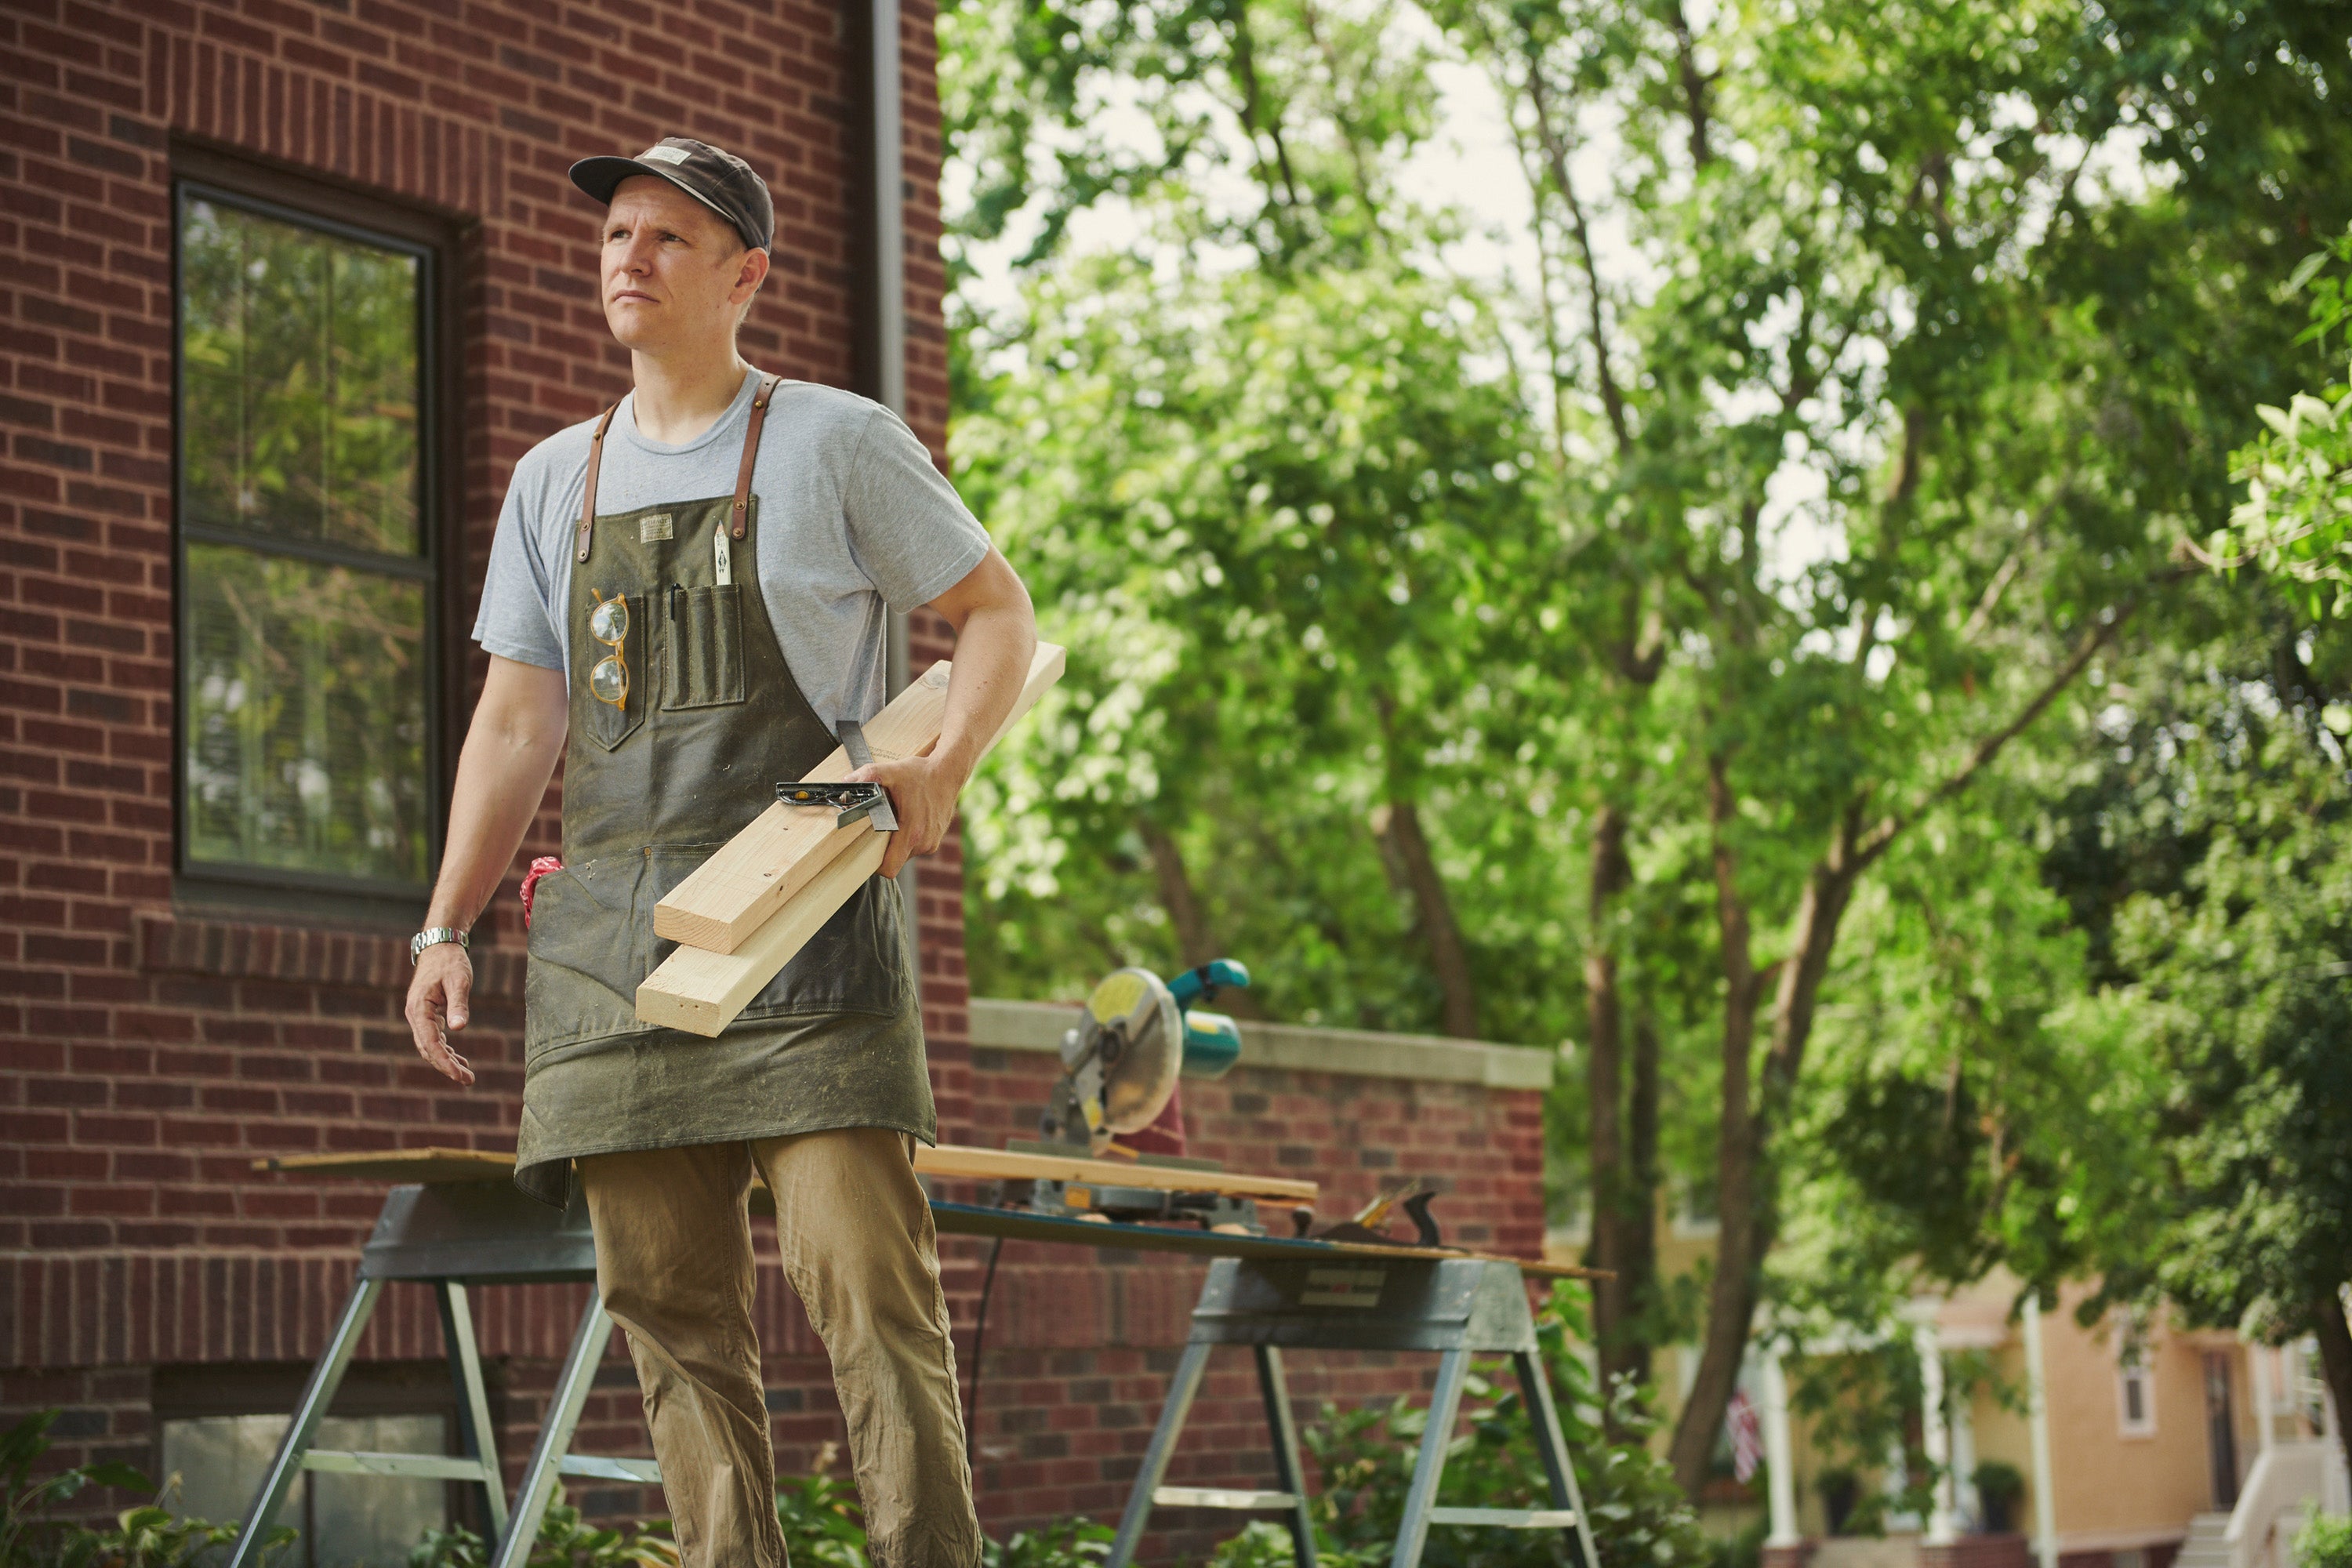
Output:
top-left (775, 1468), bottom-right (867, 1568)
top-left (2, 1409), bottom-right (293, 1568)
top-left (408, 1491), bottom-right (677, 1568)
top-left (984, 1515), bottom-right (1114, 1568)
top-left (1971, 1462), bottom-right (2025, 1535)
top-left (2294, 1512), bottom-right (2352, 1568)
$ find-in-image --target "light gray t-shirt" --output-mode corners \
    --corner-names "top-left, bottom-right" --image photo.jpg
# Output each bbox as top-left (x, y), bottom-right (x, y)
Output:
top-left (472, 369), bottom-right (991, 729)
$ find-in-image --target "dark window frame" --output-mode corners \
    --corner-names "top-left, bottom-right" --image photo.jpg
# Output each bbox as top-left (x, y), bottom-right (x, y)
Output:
top-left (169, 145), bottom-right (464, 925)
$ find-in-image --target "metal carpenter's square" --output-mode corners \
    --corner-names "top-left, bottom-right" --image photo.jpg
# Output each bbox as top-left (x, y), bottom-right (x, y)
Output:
top-left (833, 720), bottom-right (899, 832)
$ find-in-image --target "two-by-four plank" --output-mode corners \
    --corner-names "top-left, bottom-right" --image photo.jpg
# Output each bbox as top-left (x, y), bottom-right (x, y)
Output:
top-left (634, 829), bottom-right (887, 1035)
top-left (652, 660), bottom-right (957, 953)
top-left (636, 644), bottom-right (1067, 1036)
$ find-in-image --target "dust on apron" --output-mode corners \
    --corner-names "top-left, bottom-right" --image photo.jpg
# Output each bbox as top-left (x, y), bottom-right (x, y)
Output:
top-left (514, 374), bottom-right (930, 1207)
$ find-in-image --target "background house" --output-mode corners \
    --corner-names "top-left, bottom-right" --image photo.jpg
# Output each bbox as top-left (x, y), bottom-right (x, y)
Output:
top-left (1550, 1214), bottom-right (2350, 1568)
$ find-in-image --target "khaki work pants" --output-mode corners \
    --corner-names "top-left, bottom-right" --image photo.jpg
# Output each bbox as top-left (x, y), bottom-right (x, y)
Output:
top-left (579, 1129), bottom-right (982, 1568)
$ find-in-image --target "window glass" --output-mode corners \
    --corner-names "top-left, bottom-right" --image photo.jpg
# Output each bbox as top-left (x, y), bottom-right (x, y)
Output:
top-left (178, 188), bottom-right (434, 891)
top-left (180, 200), bottom-right (420, 554)
top-left (2118, 1358), bottom-right (2155, 1436)
top-left (162, 1411), bottom-right (448, 1567)
top-left (183, 546), bottom-right (428, 881)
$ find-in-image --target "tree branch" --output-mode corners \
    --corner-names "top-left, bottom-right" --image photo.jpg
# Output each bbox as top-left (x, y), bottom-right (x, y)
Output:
top-left (1855, 596), bottom-right (2143, 867)
top-left (1521, 52), bottom-right (1631, 454)
top-left (1664, 1), bottom-right (1715, 169)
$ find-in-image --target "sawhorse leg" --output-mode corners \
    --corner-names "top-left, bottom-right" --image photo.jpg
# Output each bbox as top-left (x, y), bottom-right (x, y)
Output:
top-left (493, 1291), bottom-right (622, 1568)
top-left (1392, 1347), bottom-right (1472, 1568)
top-left (1108, 1341), bottom-right (1213, 1568)
top-left (226, 1277), bottom-right (387, 1568)
top-left (1108, 1341), bottom-right (1319, 1568)
top-left (437, 1282), bottom-right (510, 1541)
top-left (1514, 1349), bottom-right (1600, 1568)
top-left (1255, 1346), bottom-right (1316, 1568)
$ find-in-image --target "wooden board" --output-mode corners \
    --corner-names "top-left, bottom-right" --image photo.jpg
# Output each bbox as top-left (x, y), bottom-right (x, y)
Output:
top-left (913, 1143), bottom-right (1316, 1203)
top-left (655, 644), bottom-right (1066, 953)
top-left (256, 1142), bottom-right (1310, 1202)
top-left (930, 1203), bottom-right (1606, 1281)
top-left (634, 831), bottom-right (886, 1035)
top-left (256, 1148), bottom-right (519, 1183)
top-left (652, 659), bottom-right (956, 953)
top-left (635, 644), bottom-right (1068, 1036)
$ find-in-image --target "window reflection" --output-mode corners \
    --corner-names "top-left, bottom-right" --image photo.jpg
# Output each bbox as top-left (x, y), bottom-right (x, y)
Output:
top-left (178, 191), bottom-right (432, 890)
top-left (183, 546), bottom-right (428, 883)
top-left (180, 201), bottom-right (419, 555)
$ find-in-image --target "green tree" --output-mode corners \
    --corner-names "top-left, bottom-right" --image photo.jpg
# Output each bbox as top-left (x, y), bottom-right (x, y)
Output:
top-left (2034, 604), bottom-right (2352, 1481)
top-left (944, 0), bottom-right (2352, 1490)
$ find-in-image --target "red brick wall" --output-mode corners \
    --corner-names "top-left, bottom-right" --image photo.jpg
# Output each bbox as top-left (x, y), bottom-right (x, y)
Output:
top-left (0, 0), bottom-right (970, 1508)
top-left (0, 0), bottom-right (1553, 1556)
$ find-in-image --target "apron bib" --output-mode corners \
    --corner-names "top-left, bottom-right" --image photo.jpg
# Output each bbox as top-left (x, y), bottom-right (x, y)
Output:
top-left (514, 374), bottom-right (931, 1207)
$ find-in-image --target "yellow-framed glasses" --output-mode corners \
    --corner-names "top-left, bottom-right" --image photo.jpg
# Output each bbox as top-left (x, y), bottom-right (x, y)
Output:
top-left (589, 590), bottom-right (629, 711)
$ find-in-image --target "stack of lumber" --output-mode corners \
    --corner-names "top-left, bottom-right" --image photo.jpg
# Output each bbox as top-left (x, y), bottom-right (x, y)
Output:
top-left (634, 643), bottom-right (1065, 1037)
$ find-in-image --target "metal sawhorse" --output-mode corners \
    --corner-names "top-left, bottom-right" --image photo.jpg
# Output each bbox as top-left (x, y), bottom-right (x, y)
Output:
top-left (227, 1179), bottom-right (658, 1568)
top-left (1108, 1255), bottom-right (1601, 1568)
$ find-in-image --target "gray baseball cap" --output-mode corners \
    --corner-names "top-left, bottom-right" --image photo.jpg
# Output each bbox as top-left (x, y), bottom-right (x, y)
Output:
top-left (570, 136), bottom-right (774, 252)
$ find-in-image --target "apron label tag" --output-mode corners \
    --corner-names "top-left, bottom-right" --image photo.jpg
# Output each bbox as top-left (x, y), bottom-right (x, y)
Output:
top-left (713, 527), bottom-right (733, 585)
top-left (639, 514), bottom-right (674, 543)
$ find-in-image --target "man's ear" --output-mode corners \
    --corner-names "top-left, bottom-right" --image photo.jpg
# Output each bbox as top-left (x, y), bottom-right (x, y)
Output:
top-left (733, 246), bottom-right (771, 304)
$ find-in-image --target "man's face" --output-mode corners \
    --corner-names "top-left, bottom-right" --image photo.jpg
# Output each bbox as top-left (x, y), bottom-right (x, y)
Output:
top-left (600, 176), bottom-right (764, 353)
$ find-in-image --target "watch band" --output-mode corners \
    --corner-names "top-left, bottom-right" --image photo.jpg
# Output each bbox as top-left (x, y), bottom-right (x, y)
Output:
top-left (410, 926), bottom-right (470, 966)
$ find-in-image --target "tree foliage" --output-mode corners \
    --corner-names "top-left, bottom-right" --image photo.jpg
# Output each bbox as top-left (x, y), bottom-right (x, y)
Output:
top-left (943, 0), bottom-right (2352, 1495)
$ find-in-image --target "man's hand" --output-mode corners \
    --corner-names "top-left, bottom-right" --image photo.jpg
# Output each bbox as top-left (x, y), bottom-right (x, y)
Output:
top-left (405, 943), bottom-right (478, 1086)
top-left (848, 754), bottom-right (964, 878)
top-left (857, 545), bottom-right (1036, 882)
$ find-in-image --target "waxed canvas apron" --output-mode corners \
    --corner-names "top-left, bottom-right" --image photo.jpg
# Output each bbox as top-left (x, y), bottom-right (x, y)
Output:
top-left (514, 375), bottom-right (931, 1207)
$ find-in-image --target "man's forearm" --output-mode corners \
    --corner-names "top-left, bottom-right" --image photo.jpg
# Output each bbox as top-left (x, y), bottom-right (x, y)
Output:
top-left (427, 735), bottom-right (563, 929)
top-left (931, 599), bottom-right (1038, 788)
top-left (426, 666), bottom-right (568, 931)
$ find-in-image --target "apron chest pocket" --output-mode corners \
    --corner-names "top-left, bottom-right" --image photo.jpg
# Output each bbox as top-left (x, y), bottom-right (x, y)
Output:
top-left (665, 584), bottom-right (747, 710)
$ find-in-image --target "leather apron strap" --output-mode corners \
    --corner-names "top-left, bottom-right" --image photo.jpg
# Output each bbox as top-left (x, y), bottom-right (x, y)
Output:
top-left (573, 401), bottom-right (621, 565)
top-left (573, 372), bottom-right (782, 562)
top-left (732, 374), bottom-right (782, 540)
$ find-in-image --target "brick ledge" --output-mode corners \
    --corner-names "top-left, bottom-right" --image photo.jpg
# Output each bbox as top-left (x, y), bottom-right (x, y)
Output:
top-left (136, 913), bottom-right (524, 996)
top-left (970, 997), bottom-right (1555, 1090)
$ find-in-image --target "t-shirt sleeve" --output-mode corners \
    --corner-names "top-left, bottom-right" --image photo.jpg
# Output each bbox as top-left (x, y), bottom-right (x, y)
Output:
top-left (843, 405), bottom-right (993, 613)
top-left (471, 465), bottom-right (567, 671)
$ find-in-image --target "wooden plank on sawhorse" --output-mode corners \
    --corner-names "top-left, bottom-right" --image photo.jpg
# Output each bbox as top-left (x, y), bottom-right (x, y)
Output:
top-left (224, 1179), bottom-right (658, 1568)
top-left (1106, 1256), bottom-right (1602, 1568)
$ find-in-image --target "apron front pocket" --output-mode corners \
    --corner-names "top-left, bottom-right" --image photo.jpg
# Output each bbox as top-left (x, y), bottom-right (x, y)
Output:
top-left (524, 858), bottom-right (652, 1051)
top-left (581, 598), bottom-right (645, 753)
top-left (664, 584), bottom-right (747, 710)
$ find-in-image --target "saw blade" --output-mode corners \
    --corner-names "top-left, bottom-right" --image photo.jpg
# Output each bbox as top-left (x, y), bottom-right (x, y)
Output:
top-left (1078, 968), bottom-right (1182, 1134)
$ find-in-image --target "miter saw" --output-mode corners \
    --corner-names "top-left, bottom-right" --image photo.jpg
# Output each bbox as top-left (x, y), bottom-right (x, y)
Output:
top-left (1016, 961), bottom-right (1262, 1230)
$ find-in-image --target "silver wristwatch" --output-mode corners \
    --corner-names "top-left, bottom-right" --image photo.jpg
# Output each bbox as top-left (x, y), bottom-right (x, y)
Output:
top-left (409, 926), bottom-right (470, 966)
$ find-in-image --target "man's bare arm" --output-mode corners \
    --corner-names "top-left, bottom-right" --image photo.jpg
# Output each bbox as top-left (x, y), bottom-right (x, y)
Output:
top-left (405, 655), bottom-right (570, 1085)
top-left (851, 545), bottom-right (1038, 879)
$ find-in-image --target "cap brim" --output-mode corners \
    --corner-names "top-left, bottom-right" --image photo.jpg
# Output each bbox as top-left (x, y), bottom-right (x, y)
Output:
top-left (568, 156), bottom-right (759, 248)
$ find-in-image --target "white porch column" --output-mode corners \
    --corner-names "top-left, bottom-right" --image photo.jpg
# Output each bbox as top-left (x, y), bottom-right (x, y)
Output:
top-left (1951, 1380), bottom-right (1980, 1530)
top-left (2249, 1341), bottom-right (2274, 1457)
top-left (1918, 1317), bottom-right (1958, 1546)
top-left (1762, 1343), bottom-right (1802, 1549)
top-left (2024, 1295), bottom-right (2060, 1568)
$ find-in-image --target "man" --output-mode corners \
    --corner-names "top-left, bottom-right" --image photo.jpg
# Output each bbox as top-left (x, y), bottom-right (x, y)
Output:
top-left (402, 136), bottom-right (1033, 1568)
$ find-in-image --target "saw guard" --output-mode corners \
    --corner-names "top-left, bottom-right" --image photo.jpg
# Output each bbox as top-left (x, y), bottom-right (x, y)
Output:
top-left (1078, 967), bottom-right (1183, 1134)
